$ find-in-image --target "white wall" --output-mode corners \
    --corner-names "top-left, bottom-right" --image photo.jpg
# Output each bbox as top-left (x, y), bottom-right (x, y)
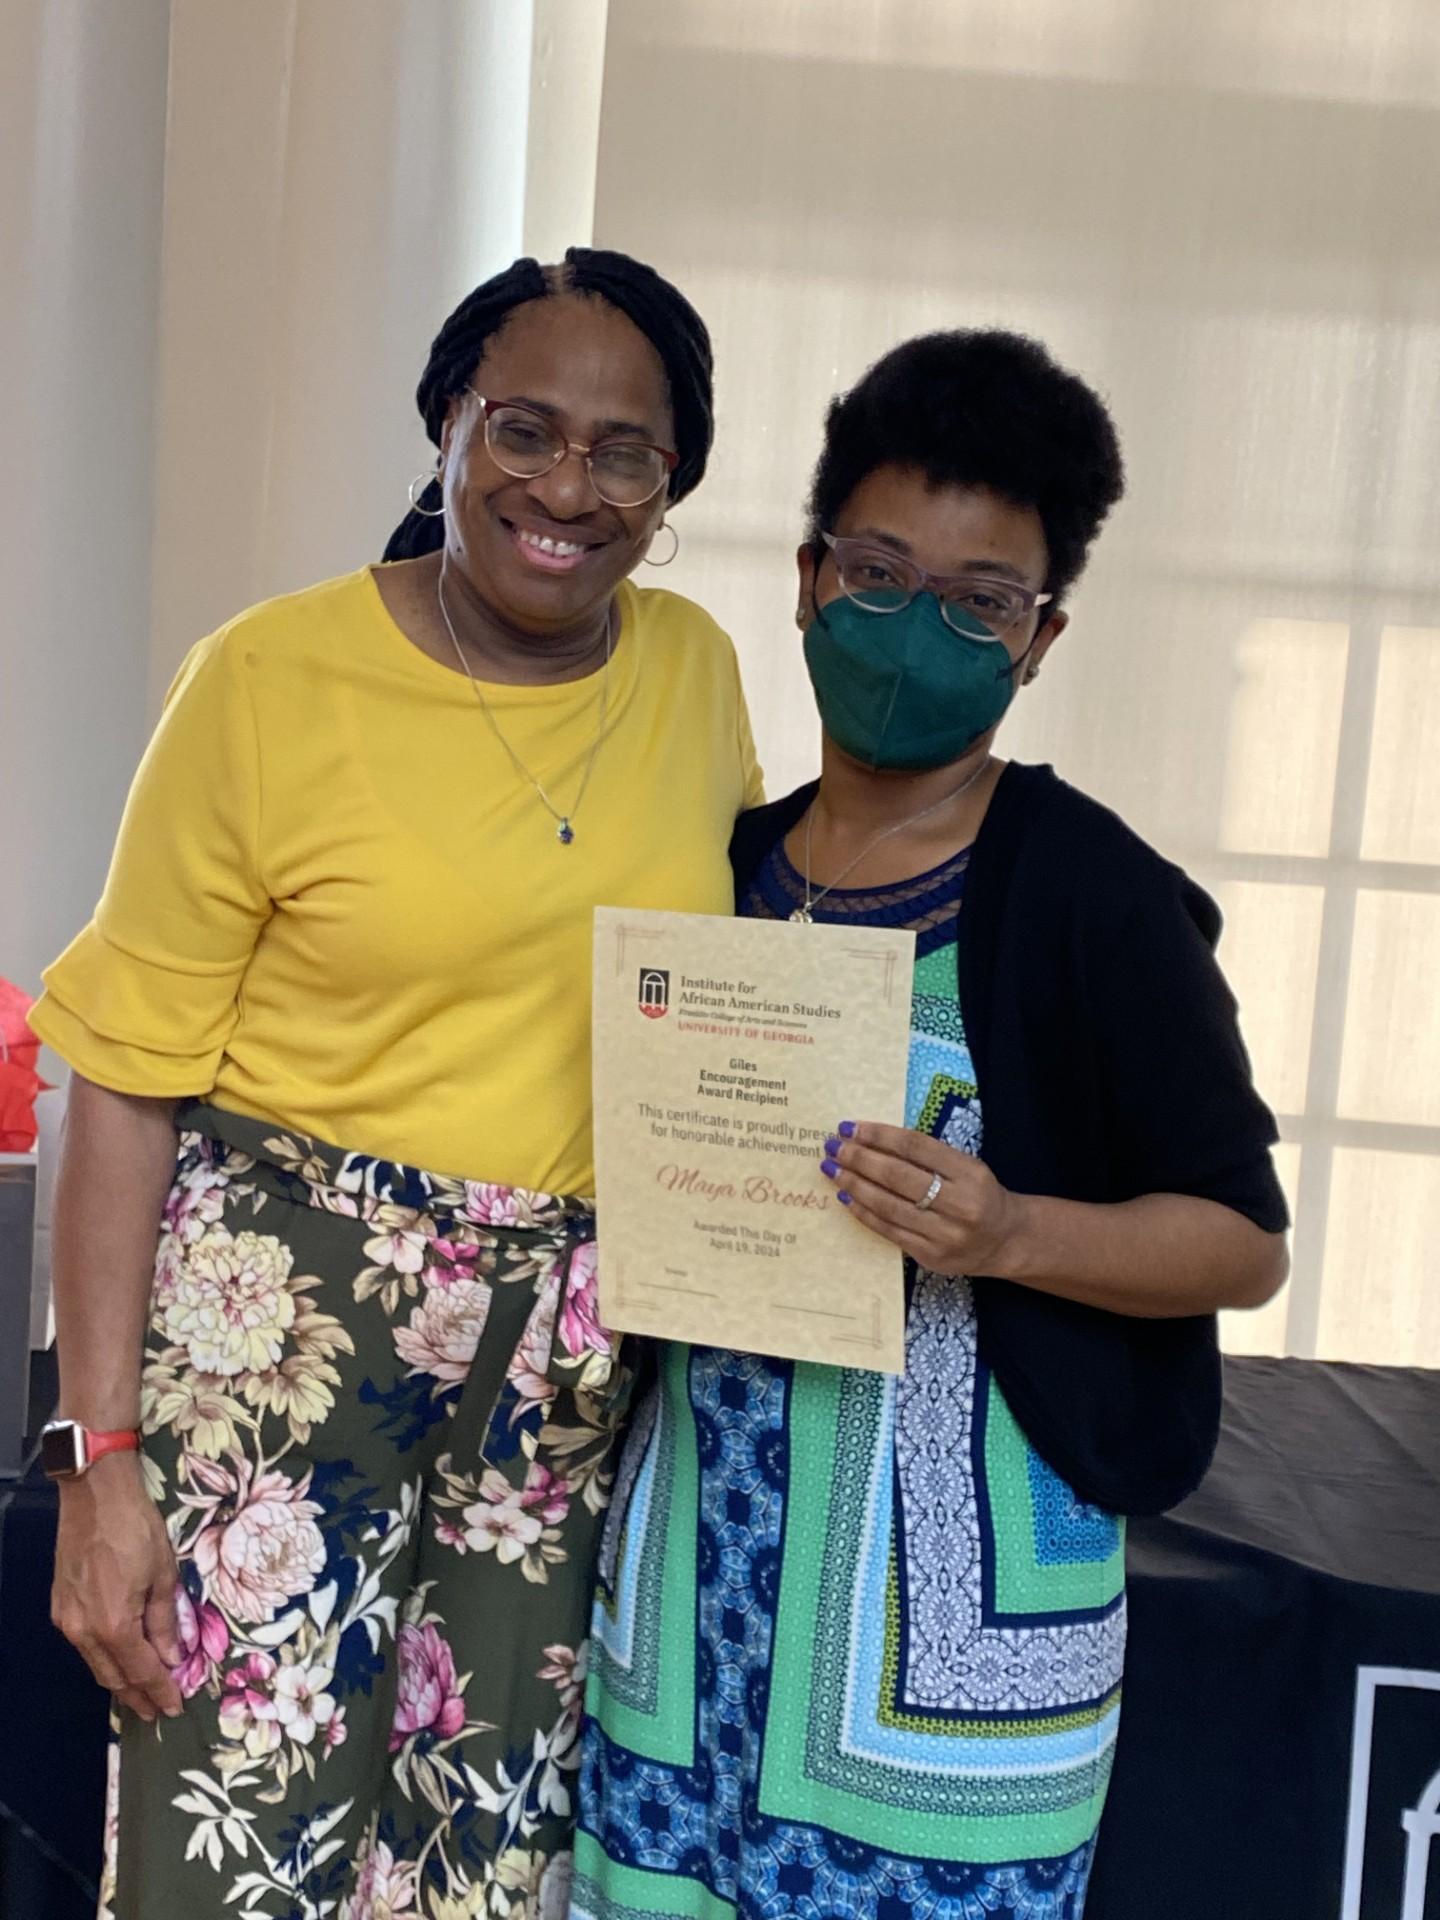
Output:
top-left (0, 0), bottom-right (171, 999)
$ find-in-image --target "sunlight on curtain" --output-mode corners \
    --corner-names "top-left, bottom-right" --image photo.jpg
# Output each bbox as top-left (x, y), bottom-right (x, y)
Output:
top-left (593, 0), bottom-right (1440, 1363)
top-left (1219, 624), bottom-right (1350, 860)
top-left (1363, 628), bottom-right (1440, 864)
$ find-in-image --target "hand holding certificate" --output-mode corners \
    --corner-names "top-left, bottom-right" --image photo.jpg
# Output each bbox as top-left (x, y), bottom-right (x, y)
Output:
top-left (592, 906), bottom-right (915, 1372)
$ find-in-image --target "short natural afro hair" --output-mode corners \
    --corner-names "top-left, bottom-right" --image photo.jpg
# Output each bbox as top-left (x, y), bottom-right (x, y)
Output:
top-left (806, 329), bottom-right (1125, 604)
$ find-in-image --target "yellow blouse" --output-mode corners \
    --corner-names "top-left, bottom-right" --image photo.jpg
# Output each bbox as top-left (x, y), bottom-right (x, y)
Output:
top-left (32, 567), bottom-right (764, 1193)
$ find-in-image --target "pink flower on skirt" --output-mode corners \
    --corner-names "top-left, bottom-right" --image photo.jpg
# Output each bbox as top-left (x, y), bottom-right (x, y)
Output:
top-left (342, 1838), bottom-right (418, 1920)
top-left (341, 1827), bottom-right (420, 1920)
top-left (557, 1241), bottom-right (607, 1361)
top-left (162, 1162), bottom-right (230, 1244)
top-left (389, 1622), bottom-right (466, 1750)
top-left (506, 1289), bottom-right (557, 1414)
top-left (424, 1236), bottom-right (480, 1288)
top-left (218, 1651), bottom-right (281, 1757)
top-left (170, 1583), bottom-right (230, 1697)
top-left (392, 1277), bottom-right (492, 1385)
top-left (461, 1181), bottom-right (523, 1227)
top-left (520, 1464), bottom-right (570, 1527)
top-left (190, 1461), bottom-right (327, 1624)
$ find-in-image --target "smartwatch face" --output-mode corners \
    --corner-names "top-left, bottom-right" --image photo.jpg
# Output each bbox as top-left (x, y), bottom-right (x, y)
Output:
top-left (40, 1422), bottom-right (86, 1479)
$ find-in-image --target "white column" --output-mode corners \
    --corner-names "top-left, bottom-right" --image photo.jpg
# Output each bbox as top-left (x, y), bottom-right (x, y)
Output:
top-left (3, 0), bottom-right (574, 1003)
top-left (0, 0), bottom-right (172, 995)
top-left (525, 0), bottom-right (611, 261)
top-left (148, 0), bottom-right (538, 699)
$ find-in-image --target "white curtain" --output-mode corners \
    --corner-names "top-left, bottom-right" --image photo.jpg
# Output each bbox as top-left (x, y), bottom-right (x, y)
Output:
top-left (2, 0), bottom-right (610, 997)
top-left (591, 0), bottom-right (1440, 1364)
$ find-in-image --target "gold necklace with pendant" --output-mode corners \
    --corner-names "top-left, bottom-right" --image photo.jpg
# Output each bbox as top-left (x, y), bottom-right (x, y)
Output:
top-left (437, 569), bottom-right (614, 846)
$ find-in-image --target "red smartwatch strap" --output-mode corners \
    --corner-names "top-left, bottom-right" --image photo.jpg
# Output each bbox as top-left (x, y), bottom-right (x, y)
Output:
top-left (86, 1429), bottom-right (142, 1466)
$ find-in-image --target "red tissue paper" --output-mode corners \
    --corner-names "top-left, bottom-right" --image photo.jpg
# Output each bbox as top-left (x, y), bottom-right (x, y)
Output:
top-left (0, 978), bottom-right (52, 1152)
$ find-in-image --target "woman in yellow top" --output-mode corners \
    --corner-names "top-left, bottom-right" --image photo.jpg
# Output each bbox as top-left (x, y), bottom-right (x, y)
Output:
top-left (31, 247), bottom-right (762, 1920)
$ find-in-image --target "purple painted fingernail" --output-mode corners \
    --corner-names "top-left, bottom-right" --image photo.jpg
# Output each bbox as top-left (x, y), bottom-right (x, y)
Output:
top-left (838, 1190), bottom-right (853, 1205)
top-left (824, 1136), bottom-right (841, 1157)
top-left (820, 1158), bottom-right (840, 1179)
top-left (838, 1120), bottom-right (857, 1139)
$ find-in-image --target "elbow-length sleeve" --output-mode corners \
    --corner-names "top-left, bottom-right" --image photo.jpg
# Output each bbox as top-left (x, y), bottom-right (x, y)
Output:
top-left (1087, 860), bottom-right (1290, 1234)
top-left (731, 648), bottom-right (766, 811)
top-left (30, 629), bottom-right (270, 1097)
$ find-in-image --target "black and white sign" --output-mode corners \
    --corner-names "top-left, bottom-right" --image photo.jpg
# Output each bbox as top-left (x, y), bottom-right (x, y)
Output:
top-left (1342, 1667), bottom-right (1440, 1920)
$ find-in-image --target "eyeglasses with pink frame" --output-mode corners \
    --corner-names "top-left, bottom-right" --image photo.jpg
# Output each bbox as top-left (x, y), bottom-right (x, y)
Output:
top-left (467, 388), bottom-right (678, 507)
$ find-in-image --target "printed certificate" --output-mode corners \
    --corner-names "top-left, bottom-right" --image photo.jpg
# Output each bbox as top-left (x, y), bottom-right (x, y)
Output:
top-left (592, 906), bottom-right (914, 1371)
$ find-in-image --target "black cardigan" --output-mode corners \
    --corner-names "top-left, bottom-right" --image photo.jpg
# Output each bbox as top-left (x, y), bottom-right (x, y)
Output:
top-left (730, 763), bottom-right (1288, 1517)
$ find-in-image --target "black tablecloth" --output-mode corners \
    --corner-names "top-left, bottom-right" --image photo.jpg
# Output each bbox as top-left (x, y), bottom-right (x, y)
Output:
top-left (1088, 1357), bottom-right (1440, 1920)
top-left (0, 1486), bottom-right (107, 1916)
top-left (5, 1356), bottom-right (1438, 1918)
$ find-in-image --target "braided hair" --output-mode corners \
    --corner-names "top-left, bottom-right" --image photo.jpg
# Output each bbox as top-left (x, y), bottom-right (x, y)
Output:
top-left (383, 247), bottom-right (714, 562)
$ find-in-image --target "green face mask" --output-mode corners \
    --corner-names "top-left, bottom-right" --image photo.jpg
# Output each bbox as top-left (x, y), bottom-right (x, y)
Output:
top-left (802, 591), bottom-right (1022, 771)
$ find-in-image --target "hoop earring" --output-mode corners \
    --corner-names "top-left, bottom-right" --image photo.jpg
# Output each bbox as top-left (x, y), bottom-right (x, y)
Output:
top-left (644, 520), bottom-right (679, 567)
top-left (408, 464), bottom-right (445, 516)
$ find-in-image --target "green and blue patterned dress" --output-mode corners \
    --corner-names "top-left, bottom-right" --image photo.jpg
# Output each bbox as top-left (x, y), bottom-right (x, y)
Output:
top-left (575, 842), bottom-right (1126, 1920)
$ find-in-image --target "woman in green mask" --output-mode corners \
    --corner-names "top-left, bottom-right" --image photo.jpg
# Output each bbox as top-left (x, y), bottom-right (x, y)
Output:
top-left (572, 330), bottom-right (1290, 1920)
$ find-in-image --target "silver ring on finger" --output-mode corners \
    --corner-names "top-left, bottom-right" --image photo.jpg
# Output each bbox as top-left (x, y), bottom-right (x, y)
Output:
top-left (915, 1171), bottom-right (944, 1213)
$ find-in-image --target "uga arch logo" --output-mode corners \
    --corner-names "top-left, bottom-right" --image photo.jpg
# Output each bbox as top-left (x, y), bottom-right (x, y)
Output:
top-left (1341, 1666), bottom-right (1440, 1919)
top-left (638, 968), bottom-right (671, 1019)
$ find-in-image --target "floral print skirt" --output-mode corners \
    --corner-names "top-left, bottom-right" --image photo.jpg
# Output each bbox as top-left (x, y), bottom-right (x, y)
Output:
top-left (102, 1102), bottom-right (632, 1920)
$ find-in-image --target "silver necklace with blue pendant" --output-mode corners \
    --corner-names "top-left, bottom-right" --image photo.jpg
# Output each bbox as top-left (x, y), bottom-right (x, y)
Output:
top-left (438, 569), bottom-right (614, 846)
